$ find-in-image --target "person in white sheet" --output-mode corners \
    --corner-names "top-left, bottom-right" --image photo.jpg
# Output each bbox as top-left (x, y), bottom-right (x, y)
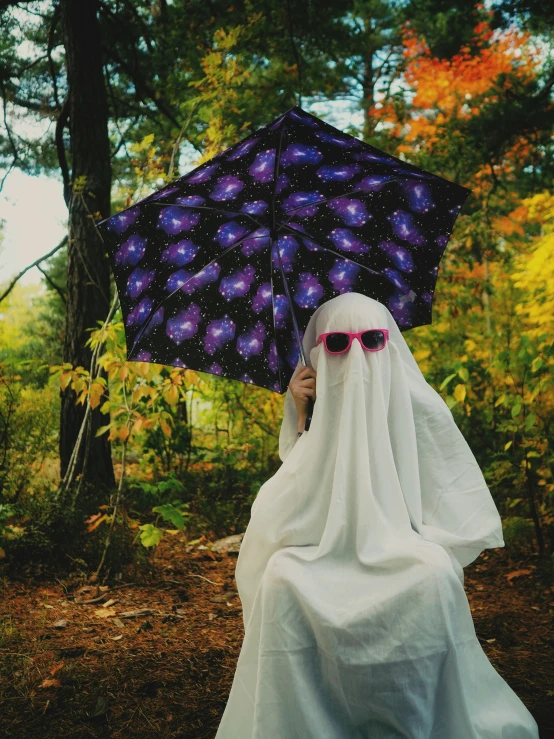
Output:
top-left (215, 291), bottom-right (540, 739)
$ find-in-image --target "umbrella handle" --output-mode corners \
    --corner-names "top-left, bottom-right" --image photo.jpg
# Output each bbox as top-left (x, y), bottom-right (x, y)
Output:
top-left (304, 396), bottom-right (315, 431)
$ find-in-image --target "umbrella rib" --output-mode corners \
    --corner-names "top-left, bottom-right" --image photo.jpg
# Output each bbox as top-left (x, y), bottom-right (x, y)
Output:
top-left (282, 222), bottom-right (427, 322)
top-left (135, 202), bottom-right (266, 230)
top-left (127, 233), bottom-right (270, 357)
top-left (279, 178), bottom-right (403, 221)
top-left (268, 124), bottom-right (286, 390)
top-left (280, 222), bottom-right (383, 278)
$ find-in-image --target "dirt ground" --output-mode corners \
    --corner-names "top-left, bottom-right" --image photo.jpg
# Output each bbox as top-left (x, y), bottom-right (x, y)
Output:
top-left (1, 534), bottom-right (553, 739)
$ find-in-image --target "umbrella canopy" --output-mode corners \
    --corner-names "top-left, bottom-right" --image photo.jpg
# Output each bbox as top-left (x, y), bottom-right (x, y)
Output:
top-left (97, 105), bottom-right (471, 395)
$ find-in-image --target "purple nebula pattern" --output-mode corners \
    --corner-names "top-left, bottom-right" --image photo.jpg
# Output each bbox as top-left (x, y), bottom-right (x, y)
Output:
top-left (165, 269), bottom-right (196, 292)
top-left (158, 206), bottom-right (201, 235)
top-left (268, 341), bottom-right (278, 373)
top-left (271, 236), bottom-right (298, 272)
top-left (382, 267), bottom-right (412, 294)
top-left (328, 198), bottom-right (371, 227)
top-left (388, 290), bottom-right (418, 328)
top-left (274, 294), bottom-right (290, 329)
top-left (134, 350), bottom-right (152, 361)
top-left (315, 131), bottom-right (360, 148)
top-left (215, 222), bottom-right (250, 248)
top-left (249, 149), bottom-right (276, 183)
top-left (115, 234), bottom-right (147, 266)
top-left (377, 241), bottom-right (414, 272)
top-left (271, 381), bottom-right (281, 392)
top-left (287, 222), bottom-right (321, 251)
top-left (282, 191), bottom-right (325, 218)
top-left (210, 175), bottom-right (245, 202)
top-left (241, 200), bottom-right (268, 215)
top-left (289, 109), bottom-right (319, 127)
top-left (329, 228), bottom-right (370, 254)
top-left (357, 174), bottom-right (396, 192)
top-left (281, 144), bottom-right (323, 167)
top-left (143, 307), bottom-right (164, 336)
top-left (203, 315), bottom-right (236, 355)
top-left (435, 234), bottom-right (449, 248)
top-left (353, 151), bottom-right (398, 166)
top-left (181, 262), bottom-right (221, 294)
top-left (106, 207), bottom-right (140, 234)
top-left (329, 259), bottom-right (360, 293)
top-left (286, 337), bottom-right (301, 369)
top-left (126, 297), bottom-right (153, 327)
top-left (317, 164), bottom-right (361, 181)
top-left (237, 321), bottom-right (266, 360)
top-left (252, 283), bottom-right (272, 313)
top-left (126, 268), bottom-right (156, 298)
top-left (175, 195), bottom-right (205, 206)
top-left (171, 357), bottom-right (187, 368)
top-left (294, 273), bottom-right (324, 309)
top-left (400, 181), bottom-right (435, 214)
top-left (150, 186), bottom-right (179, 201)
top-left (227, 138), bottom-right (259, 161)
top-left (241, 227), bottom-right (270, 257)
top-left (219, 265), bottom-right (256, 301)
top-left (187, 163), bottom-right (219, 183)
top-left (166, 303), bottom-right (202, 345)
top-left (161, 240), bottom-right (200, 266)
top-left (388, 209), bottom-right (426, 246)
top-left (276, 174), bottom-right (290, 194)
top-left (208, 362), bottom-right (223, 375)
top-left (239, 374), bottom-right (254, 384)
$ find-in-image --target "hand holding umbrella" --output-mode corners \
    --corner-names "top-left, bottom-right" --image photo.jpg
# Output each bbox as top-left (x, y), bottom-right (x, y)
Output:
top-left (288, 366), bottom-right (317, 435)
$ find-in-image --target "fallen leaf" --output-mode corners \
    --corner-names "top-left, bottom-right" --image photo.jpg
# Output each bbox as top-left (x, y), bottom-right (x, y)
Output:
top-left (119, 608), bottom-right (156, 619)
top-left (505, 569), bottom-right (532, 581)
top-left (94, 608), bottom-right (117, 618)
top-left (111, 634), bottom-right (123, 641)
top-left (102, 599), bottom-right (117, 608)
top-left (39, 678), bottom-right (62, 689)
top-left (51, 619), bottom-right (69, 629)
top-left (112, 618), bottom-right (125, 628)
top-left (50, 662), bottom-right (64, 675)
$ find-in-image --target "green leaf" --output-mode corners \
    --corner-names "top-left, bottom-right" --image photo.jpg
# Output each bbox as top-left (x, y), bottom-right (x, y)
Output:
top-left (524, 413), bottom-right (536, 430)
top-left (139, 524), bottom-right (164, 548)
top-left (504, 440), bottom-right (513, 451)
top-left (152, 504), bottom-right (187, 530)
top-left (95, 424), bottom-right (112, 437)
top-left (508, 498), bottom-right (522, 508)
top-left (511, 403), bottom-right (521, 418)
top-left (458, 367), bottom-right (469, 382)
top-left (440, 373), bottom-right (457, 391)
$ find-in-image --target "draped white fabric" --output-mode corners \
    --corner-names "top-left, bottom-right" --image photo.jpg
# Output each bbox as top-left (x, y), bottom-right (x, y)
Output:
top-left (215, 292), bottom-right (539, 739)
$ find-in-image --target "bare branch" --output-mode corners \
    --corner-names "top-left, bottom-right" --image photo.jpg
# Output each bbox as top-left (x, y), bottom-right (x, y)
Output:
top-left (0, 236), bottom-right (68, 304)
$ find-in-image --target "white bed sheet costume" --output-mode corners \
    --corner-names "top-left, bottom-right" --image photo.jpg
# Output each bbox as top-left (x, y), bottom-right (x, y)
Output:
top-left (215, 292), bottom-right (539, 739)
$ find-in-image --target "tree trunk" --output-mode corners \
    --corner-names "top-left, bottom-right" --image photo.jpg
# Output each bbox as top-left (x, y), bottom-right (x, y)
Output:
top-left (59, 0), bottom-right (115, 491)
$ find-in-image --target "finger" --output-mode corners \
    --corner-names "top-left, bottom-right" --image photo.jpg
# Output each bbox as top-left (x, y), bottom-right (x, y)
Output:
top-left (296, 367), bottom-right (316, 379)
top-left (297, 378), bottom-right (316, 389)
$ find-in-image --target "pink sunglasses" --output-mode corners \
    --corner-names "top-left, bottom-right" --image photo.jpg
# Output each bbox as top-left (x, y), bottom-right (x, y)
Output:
top-left (316, 329), bottom-right (389, 355)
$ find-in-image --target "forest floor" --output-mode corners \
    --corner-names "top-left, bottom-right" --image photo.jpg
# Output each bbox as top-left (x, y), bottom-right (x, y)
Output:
top-left (1, 534), bottom-right (553, 739)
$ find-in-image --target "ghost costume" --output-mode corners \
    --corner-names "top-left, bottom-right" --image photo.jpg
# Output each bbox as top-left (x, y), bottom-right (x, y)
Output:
top-left (215, 292), bottom-right (539, 739)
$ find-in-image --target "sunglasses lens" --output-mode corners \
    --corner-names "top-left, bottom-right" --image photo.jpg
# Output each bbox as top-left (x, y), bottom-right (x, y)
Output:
top-left (325, 333), bottom-right (350, 353)
top-left (361, 330), bottom-right (385, 350)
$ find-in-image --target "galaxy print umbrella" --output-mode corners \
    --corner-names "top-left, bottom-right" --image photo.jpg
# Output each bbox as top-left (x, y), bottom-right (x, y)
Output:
top-left (97, 105), bottom-right (471, 423)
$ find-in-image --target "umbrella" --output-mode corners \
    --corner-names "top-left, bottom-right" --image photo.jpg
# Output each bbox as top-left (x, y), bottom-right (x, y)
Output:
top-left (97, 105), bottom-right (471, 430)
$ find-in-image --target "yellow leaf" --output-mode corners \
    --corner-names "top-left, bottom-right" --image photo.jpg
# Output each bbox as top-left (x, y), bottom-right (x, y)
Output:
top-left (160, 419), bottom-right (172, 437)
top-left (505, 440), bottom-right (513, 450)
top-left (119, 425), bottom-right (130, 441)
top-left (0, 547), bottom-right (5, 559)
top-left (119, 366), bottom-right (130, 381)
top-left (453, 384), bottom-right (466, 402)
